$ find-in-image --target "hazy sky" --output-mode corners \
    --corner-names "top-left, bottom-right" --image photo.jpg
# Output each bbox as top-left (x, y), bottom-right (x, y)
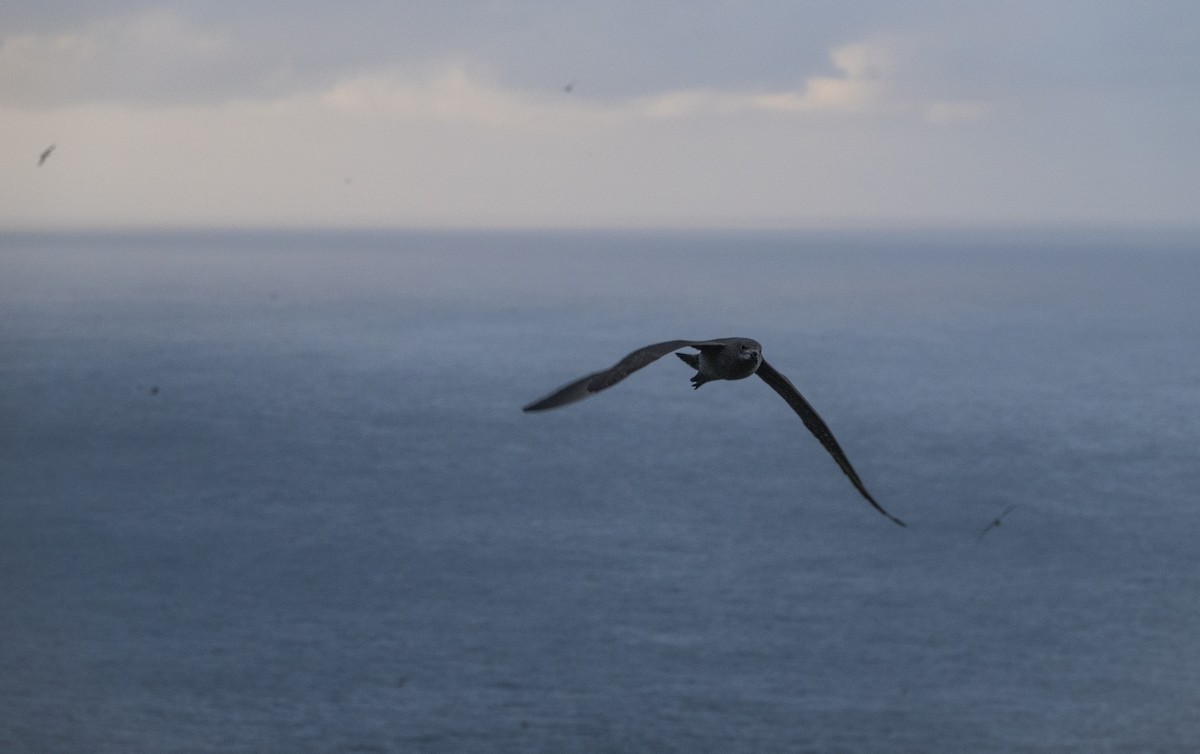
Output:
top-left (4, 1), bottom-right (1199, 229)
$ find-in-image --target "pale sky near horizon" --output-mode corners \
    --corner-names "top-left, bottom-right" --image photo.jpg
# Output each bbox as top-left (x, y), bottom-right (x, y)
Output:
top-left (3, 1), bottom-right (1199, 230)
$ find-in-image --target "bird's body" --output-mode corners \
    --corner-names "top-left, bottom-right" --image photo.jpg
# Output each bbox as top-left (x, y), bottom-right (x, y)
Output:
top-left (523, 337), bottom-right (905, 526)
top-left (38, 144), bottom-right (56, 166)
top-left (677, 337), bottom-right (762, 386)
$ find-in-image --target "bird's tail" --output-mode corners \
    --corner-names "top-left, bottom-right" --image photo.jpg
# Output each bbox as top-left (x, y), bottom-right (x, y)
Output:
top-left (674, 352), bottom-right (711, 389)
top-left (675, 352), bottom-right (699, 369)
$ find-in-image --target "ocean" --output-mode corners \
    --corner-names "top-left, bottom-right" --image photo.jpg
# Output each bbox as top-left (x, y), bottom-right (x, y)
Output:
top-left (2, 228), bottom-right (1198, 752)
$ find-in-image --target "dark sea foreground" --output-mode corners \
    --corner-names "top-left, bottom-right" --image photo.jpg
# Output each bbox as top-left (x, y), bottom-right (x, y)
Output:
top-left (1, 228), bottom-right (1198, 753)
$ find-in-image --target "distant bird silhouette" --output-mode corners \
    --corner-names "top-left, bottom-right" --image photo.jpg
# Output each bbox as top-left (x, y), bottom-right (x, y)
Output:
top-left (523, 337), bottom-right (905, 526)
top-left (150, 386), bottom-right (160, 396)
top-left (977, 505), bottom-right (1017, 541)
top-left (38, 144), bottom-right (56, 166)
top-left (563, 82), bottom-right (574, 93)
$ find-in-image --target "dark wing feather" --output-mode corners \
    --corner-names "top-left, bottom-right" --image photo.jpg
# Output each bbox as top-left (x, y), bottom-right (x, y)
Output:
top-left (523, 339), bottom-right (727, 411)
top-left (755, 359), bottom-right (906, 527)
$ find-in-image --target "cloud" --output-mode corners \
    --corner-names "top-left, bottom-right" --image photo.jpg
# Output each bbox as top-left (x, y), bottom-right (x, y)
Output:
top-left (0, 9), bottom-right (278, 107)
top-left (320, 65), bottom-right (548, 129)
top-left (7, 3), bottom-right (1195, 230)
top-left (610, 40), bottom-right (893, 121)
top-left (0, 35), bottom-right (1004, 231)
top-left (315, 39), bottom-right (987, 129)
top-left (1, 5), bottom-right (990, 129)
top-left (747, 41), bottom-right (892, 115)
top-left (1, 6), bottom-right (1008, 145)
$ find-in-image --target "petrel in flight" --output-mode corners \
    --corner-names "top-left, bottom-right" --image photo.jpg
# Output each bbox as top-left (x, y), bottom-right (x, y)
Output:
top-left (38, 144), bottom-right (56, 166)
top-left (977, 505), bottom-right (1017, 541)
top-left (523, 337), bottom-right (906, 526)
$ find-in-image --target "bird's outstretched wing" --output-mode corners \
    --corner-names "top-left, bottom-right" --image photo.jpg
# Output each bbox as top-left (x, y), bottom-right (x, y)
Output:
top-left (755, 359), bottom-right (906, 527)
top-left (523, 339), bottom-right (730, 411)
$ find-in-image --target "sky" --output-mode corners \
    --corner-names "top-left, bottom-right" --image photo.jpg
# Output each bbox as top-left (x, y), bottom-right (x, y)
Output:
top-left (3, 1), bottom-right (1199, 230)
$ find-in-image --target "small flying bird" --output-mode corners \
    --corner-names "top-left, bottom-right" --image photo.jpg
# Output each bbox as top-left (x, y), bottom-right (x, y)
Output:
top-left (38, 144), bottom-right (56, 166)
top-left (977, 505), bottom-right (1017, 541)
top-left (563, 82), bottom-right (574, 93)
top-left (523, 337), bottom-right (906, 526)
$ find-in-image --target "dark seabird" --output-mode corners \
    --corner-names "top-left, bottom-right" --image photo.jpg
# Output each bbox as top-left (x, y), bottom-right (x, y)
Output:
top-left (38, 144), bottom-right (56, 166)
top-left (523, 337), bottom-right (906, 526)
top-left (977, 505), bottom-right (1017, 541)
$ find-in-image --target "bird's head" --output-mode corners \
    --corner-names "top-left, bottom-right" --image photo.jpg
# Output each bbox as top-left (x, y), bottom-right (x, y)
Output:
top-left (736, 341), bottom-right (762, 364)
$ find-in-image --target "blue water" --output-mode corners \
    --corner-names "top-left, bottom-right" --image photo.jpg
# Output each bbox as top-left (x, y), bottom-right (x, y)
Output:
top-left (2, 228), bottom-right (1199, 752)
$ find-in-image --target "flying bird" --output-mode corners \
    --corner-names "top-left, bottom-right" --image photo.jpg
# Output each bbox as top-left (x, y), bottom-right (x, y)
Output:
top-left (523, 337), bottom-right (905, 526)
top-left (38, 144), bottom-right (56, 166)
top-left (977, 505), bottom-right (1017, 541)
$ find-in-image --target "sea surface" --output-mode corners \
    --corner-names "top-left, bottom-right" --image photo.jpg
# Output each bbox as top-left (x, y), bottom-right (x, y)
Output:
top-left (2, 228), bottom-right (1199, 753)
